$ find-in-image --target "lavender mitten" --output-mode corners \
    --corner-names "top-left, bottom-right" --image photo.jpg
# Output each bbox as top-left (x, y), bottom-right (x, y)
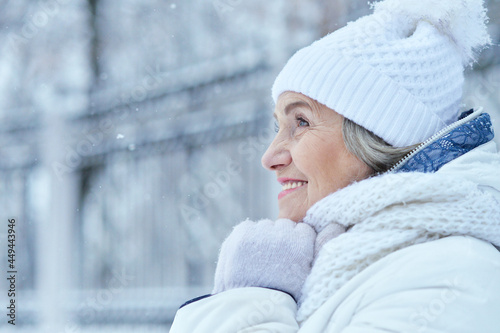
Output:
top-left (312, 223), bottom-right (345, 258)
top-left (212, 218), bottom-right (316, 302)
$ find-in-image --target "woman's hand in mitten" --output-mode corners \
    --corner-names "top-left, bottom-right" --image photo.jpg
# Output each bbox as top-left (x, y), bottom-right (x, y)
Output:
top-left (312, 222), bottom-right (345, 258)
top-left (212, 218), bottom-right (316, 302)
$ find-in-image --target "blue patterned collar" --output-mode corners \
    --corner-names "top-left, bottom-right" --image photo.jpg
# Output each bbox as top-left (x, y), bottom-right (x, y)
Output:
top-left (392, 109), bottom-right (495, 173)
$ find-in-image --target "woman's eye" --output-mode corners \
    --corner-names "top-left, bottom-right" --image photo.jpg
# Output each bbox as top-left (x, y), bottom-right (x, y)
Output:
top-left (297, 117), bottom-right (309, 127)
top-left (274, 121), bottom-right (280, 133)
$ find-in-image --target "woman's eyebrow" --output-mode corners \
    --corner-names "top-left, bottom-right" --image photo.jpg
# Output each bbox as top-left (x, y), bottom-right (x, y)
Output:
top-left (285, 101), bottom-right (310, 115)
top-left (273, 101), bottom-right (311, 119)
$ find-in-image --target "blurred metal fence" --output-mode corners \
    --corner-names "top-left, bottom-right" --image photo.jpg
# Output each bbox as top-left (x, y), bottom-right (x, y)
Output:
top-left (0, 55), bottom-right (278, 331)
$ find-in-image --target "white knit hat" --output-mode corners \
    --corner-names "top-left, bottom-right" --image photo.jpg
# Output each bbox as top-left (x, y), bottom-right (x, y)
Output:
top-left (272, 0), bottom-right (491, 147)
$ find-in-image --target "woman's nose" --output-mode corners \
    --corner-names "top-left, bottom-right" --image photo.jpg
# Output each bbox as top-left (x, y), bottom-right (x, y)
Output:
top-left (261, 135), bottom-right (292, 171)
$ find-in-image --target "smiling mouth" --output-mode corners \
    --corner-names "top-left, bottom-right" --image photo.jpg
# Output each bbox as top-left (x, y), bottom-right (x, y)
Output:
top-left (281, 181), bottom-right (308, 191)
top-left (278, 180), bottom-right (308, 199)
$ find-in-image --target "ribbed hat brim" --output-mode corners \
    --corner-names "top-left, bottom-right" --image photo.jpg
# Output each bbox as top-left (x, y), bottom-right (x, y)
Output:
top-left (272, 46), bottom-right (446, 147)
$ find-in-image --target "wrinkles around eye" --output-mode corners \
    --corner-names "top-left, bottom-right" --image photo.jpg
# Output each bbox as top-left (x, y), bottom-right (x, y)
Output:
top-left (273, 110), bottom-right (312, 137)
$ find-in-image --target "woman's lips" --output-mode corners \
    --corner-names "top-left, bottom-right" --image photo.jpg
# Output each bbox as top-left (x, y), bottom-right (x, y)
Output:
top-left (277, 178), bottom-right (308, 200)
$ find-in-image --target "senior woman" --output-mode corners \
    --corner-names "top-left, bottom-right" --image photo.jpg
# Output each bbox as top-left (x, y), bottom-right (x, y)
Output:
top-left (171, 0), bottom-right (500, 331)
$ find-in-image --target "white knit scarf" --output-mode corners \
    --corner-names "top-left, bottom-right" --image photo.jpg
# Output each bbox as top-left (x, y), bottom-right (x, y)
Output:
top-left (297, 167), bottom-right (500, 322)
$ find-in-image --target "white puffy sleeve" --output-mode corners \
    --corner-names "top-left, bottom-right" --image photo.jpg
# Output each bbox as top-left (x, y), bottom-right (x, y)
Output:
top-left (170, 287), bottom-right (299, 332)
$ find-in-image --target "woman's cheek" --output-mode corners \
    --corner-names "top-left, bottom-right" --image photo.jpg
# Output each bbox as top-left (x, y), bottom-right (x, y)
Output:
top-left (292, 136), bottom-right (317, 165)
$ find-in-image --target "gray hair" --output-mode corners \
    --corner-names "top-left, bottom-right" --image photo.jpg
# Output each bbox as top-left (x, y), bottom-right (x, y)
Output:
top-left (342, 118), bottom-right (420, 174)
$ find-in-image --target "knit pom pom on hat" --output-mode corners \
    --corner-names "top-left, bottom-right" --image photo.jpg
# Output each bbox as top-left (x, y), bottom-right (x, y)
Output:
top-left (272, 0), bottom-right (491, 147)
top-left (373, 0), bottom-right (491, 66)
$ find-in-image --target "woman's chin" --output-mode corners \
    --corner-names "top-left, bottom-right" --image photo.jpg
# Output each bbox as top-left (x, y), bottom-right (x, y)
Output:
top-left (277, 207), bottom-right (306, 223)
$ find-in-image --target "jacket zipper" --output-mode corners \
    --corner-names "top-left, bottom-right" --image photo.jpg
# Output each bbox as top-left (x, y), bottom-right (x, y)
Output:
top-left (388, 107), bottom-right (484, 173)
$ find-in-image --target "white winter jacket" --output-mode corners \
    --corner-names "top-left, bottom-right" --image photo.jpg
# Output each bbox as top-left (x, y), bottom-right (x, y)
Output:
top-left (171, 111), bottom-right (500, 332)
top-left (172, 236), bottom-right (500, 332)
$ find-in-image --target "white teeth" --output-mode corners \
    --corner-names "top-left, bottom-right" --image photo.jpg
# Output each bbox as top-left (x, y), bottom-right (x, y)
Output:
top-left (282, 181), bottom-right (307, 191)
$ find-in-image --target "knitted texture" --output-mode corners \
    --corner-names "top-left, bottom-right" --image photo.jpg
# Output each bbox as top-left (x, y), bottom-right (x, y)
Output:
top-left (272, 0), bottom-right (491, 147)
top-left (212, 218), bottom-right (316, 302)
top-left (313, 223), bottom-right (345, 260)
top-left (374, 0), bottom-right (491, 65)
top-left (297, 151), bottom-right (500, 322)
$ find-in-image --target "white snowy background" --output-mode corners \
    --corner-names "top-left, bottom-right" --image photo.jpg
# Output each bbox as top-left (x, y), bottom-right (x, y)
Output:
top-left (0, 0), bottom-right (499, 332)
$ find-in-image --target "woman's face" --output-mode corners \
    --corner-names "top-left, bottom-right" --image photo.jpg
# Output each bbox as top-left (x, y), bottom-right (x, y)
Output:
top-left (261, 92), bottom-right (372, 222)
